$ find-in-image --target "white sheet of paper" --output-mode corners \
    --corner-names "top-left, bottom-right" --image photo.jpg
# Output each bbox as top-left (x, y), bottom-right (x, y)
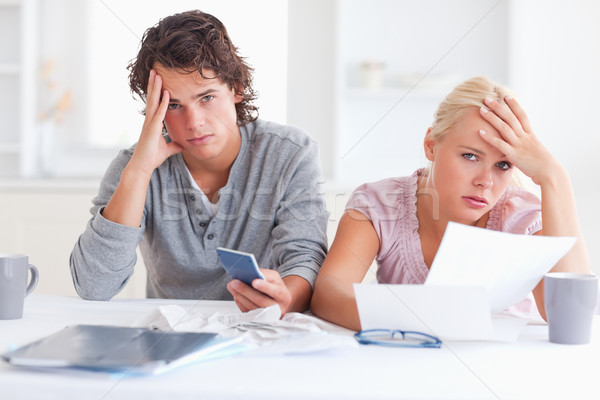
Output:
top-left (354, 284), bottom-right (527, 341)
top-left (354, 284), bottom-right (492, 340)
top-left (425, 222), bottom-right (577, 313)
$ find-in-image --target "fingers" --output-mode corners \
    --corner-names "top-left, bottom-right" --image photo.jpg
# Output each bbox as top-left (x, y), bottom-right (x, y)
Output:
top-left (226, 269), bottom-right (292, 316)
top-left (154, 88), bottom-right (170, 126)
top-left (480, 95), bottom-right (534, 141)
top-left (165, 141), bottom-right (184, 157)
top-left (478, 129), bottom-right (512, 156)
top-left (504, 96), bottom-right (533, 133)
top-left (227, 279), bottom-right (277, 311)
top-left (227, 280), bottom-right (253, 312)
top-left (253, 269), bottom-right (290, 301)
top-left (141, 71), bottom-right (172, 145)
top-left (145, 70), bottom-right (161, 117)
top-left (231, 288), bottom-right (254, 313)
top-left (145, 70), bottom-right (170, 125)
top-left (483, 96), bottom-right (520, 129)
top-left (128, 70), bottom-right (180, 175)
top-left (480, 99), bottom-right (521, 143)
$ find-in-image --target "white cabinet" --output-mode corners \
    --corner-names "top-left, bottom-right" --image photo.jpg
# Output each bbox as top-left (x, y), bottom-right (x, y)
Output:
top-left (0, 0), bottom-right (37, 177)
top-left (288, 0), bottom-right (510, 187)
top-left (0, 183), bottom-right (147, 298)
top-left (0, 183), bottom-right (364, 297)
top-left (333, 0), bottom-right (510, 186)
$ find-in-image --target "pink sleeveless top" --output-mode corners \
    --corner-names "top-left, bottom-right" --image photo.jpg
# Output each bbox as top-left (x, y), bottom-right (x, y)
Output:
top-left (346, 169), bottom-right (543, 316)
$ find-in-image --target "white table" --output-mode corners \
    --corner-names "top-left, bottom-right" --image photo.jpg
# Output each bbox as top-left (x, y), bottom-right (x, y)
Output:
top-left (0, 294), bottom-right (597, 400)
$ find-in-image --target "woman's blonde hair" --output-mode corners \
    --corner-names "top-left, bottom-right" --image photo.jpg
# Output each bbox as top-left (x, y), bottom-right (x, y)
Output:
top-left (428, 76), bottom-right (513, 141)
top-left (426, 76), bottom-right (527, 187)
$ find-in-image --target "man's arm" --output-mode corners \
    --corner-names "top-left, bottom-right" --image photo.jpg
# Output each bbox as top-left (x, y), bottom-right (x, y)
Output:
top-left (70, 70), bottom-right (182, 300)
top-left (103, 71), bottom-right (182, 228)
top-left (69, 150), bottom-right (145, 300)
top-left (227, 135), bottom-right (328, 315)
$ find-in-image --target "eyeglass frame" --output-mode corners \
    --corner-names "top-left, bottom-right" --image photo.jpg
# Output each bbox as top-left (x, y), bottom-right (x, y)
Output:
top-left (354, 329), bottom-right (442, 348)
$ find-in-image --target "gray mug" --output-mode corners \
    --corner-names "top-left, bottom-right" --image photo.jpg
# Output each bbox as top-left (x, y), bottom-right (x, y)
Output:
top-left (544, 272), bottom-right (598, 344)
top-left (0, 254), bottom-right (39, 320)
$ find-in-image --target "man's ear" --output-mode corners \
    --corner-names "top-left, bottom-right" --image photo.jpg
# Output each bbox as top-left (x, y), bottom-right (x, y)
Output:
top-left (232, 84), bottom-right (244, 104)
top-left (234, 92), bottom-right (244, 104)
top-left (424, 128), bottom-right (436, 161)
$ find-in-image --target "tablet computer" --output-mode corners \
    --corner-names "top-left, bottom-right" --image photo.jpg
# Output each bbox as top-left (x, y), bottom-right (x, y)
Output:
top-left (1, 325), bottom-right (243, 375)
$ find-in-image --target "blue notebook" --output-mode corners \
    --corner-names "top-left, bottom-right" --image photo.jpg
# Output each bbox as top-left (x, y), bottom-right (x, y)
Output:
top-left (2, 325), bottom-right (245, 375)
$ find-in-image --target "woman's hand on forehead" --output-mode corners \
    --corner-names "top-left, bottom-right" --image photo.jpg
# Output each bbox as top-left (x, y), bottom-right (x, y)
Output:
top-left (478, 96), bottom-right (559, 186)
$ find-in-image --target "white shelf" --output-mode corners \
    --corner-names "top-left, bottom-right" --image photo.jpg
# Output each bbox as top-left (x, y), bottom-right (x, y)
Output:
top-left (0, 0), bottom-right (20, 6)
top-left (333, 0), bottom-right (510, 185)
top-left (0, 0), bottom-right (37, 178)
top-left (0, 64), bottom-right (20, 74)
top-left (0, 177), bottom-right (101, 191)
top-left (0, 142), bottom-right (20, 153)
top-left (343, 86), bottom-right (452, 101)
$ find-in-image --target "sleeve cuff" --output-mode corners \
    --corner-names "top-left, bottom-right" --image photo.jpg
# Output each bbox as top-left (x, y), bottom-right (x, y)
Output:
top-left (90, 207), bottom-right (144, 243)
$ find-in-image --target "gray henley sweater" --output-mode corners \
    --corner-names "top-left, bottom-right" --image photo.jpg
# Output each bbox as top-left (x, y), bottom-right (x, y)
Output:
top-left (70, 119), bottom-right (329, 301)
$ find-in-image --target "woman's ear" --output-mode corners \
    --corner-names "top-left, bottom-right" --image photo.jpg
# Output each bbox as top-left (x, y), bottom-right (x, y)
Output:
top-left (424, 128), bottom-right (436, 161)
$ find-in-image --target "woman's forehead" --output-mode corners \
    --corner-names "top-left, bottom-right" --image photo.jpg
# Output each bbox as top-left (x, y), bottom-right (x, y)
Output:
top-left (445, 107), bottom-right (501, 140)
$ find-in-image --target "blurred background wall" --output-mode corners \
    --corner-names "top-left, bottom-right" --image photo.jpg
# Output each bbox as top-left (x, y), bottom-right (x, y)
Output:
top-left (1, 0), bottom-right (598, 296)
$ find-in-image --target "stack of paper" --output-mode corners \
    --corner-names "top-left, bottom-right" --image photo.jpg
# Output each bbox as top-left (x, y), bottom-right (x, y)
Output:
top-left (355, 222), bottom-right (576, 341)
top-left (425, 222), bottom-right (576, 313)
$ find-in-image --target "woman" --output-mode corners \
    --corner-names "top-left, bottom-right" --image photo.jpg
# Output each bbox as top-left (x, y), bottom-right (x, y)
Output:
top-left (311, 76), bottom-right (590, 331)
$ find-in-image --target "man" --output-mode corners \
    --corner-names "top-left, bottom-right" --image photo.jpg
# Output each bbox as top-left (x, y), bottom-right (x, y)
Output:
top-left (70, 10), bottom-right (328, 315)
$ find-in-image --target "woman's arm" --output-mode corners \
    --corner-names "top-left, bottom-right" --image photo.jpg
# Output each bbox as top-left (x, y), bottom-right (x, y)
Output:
top-left (480, 96), bottom-right (591, 319)
top-left (531, 166), bottom-right (590, 320)
top-left (311, 210), bottom-right (380, 331)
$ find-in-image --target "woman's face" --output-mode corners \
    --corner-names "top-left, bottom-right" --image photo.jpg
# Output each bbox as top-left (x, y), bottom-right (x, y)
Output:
top-left (424, 107), bottom-right (514, 225)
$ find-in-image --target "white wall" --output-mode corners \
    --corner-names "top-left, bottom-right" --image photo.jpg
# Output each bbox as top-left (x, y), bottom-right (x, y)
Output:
top-left (287, 0), bottom-right (336, 179)
top-left (508, 0), bottom-right (600, 275)
top-left (2, 0), bottom-right (599, 297)
top-left (288, 0), bottom-right (600, 275)
top-left (85, 0), bottom-right (288, 147)
top-left (335, 0), bottom-right (511, 186)
top-left (36, 0), bottom-right (288, 177)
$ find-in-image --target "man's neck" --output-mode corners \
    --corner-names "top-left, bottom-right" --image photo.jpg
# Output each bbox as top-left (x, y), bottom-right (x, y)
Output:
top-left (183, 131), bottom-right (242, 202)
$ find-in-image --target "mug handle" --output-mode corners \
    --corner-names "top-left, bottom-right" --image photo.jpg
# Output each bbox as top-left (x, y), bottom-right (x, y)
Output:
top-left (25, 264), bottom-right (39, 297)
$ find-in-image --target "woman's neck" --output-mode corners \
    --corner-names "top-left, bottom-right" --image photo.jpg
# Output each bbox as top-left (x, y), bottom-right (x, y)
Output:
top-left (416, 175), bottom-right (447, 241)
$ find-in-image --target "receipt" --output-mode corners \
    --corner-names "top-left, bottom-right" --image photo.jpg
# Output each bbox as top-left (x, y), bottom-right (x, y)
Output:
top-left (133, 304), bottom-right (357, 355)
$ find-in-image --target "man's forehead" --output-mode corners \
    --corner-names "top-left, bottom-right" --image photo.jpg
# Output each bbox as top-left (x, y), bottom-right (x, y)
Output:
top-left (155, 65), bottom-right (223, 94)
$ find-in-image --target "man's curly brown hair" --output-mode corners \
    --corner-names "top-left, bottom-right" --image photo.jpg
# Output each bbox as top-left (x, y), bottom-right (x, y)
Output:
top-left (127, 10), bottom-right (258, 125)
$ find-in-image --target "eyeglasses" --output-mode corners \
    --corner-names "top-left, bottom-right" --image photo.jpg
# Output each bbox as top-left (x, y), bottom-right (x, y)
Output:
top-left (354, 329), bottom-right (442, 348)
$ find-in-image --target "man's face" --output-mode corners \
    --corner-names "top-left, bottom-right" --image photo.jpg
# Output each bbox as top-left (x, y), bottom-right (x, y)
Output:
top-left (154, 63), bottom-right (243, 165)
